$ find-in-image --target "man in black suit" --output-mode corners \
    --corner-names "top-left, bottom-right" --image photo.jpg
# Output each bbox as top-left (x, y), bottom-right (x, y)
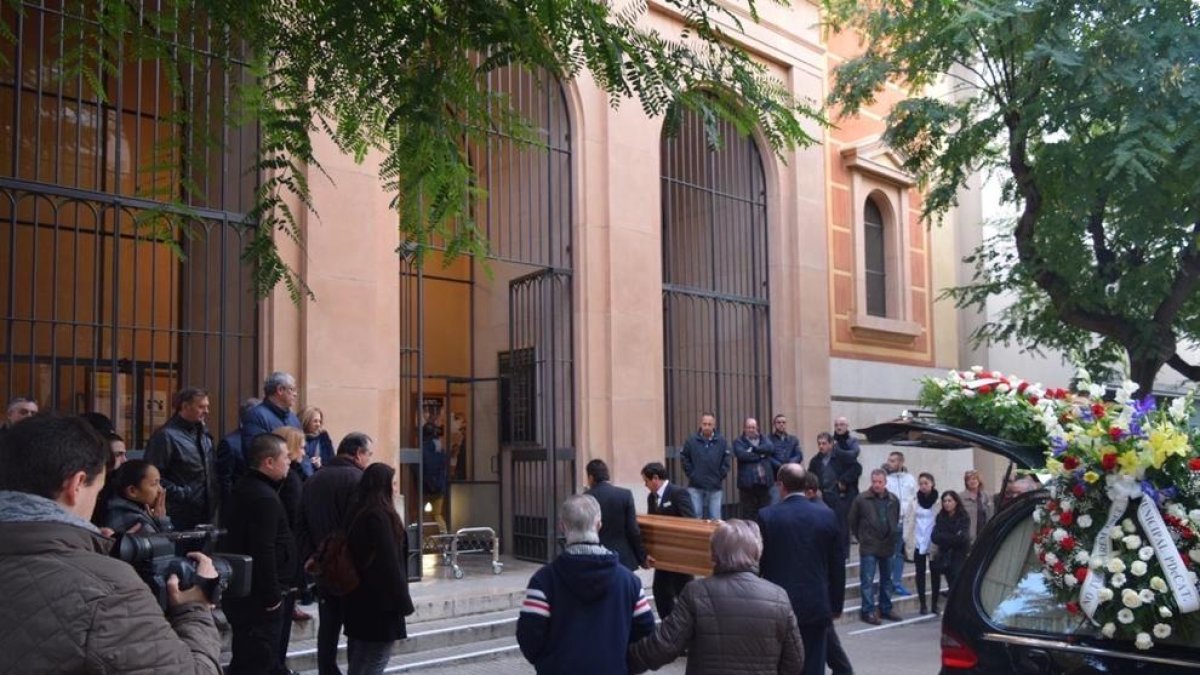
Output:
top-left (640, 461), bottom-right (696, 619)
top-left (584, 459), bottom-right (647, 570)
top-left (758, 463), bottom-right (845, 675)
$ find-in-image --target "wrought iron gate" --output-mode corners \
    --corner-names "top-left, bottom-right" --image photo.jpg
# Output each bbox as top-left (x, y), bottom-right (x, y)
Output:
top-left (661, 107), bottom-right (771, 517)
top-left (505, 268), bottom-right (574, 562)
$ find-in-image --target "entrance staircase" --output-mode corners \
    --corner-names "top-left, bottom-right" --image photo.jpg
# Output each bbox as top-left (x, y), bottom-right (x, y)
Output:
top-left (266, 550), bottom-right (934, 674)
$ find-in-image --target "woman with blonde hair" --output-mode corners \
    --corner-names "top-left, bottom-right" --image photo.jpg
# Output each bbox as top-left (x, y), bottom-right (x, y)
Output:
top-left (960, 469), bottom-right (993, 545)
top-left (273, 426), bottom-right (313, 624)
top-left (300, 406), bottom-right (335, 477)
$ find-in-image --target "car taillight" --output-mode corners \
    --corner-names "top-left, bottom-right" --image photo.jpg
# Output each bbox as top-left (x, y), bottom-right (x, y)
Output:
top-left (941, 626), bottom-right (979, 670)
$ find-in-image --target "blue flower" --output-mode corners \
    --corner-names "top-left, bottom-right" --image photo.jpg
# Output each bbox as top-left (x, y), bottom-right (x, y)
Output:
top-left (1051, 436), bottom-right (1069, 457)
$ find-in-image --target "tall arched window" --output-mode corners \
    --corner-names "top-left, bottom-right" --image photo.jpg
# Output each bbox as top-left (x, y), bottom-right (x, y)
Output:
top-left (661, 106), bottom-right (770, 518)
top-left (864, 197), bottom-right (887, 317)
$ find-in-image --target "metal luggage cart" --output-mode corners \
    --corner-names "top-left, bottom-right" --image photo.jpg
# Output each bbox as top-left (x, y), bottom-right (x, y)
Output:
top-left (422, 526), bottom-right (504, 579)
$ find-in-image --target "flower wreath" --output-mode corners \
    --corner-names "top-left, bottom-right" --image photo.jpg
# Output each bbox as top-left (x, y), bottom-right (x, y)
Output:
top-left (920, 367), bottom-right (1200, 650)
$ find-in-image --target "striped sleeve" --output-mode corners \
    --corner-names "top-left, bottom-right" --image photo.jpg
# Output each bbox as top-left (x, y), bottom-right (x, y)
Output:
top-left (521, 587), bottom-right (551, 618)
top-left (630, 580), bottom-right (655, 641)
top-left (632, 586), bottom-right (652, 618)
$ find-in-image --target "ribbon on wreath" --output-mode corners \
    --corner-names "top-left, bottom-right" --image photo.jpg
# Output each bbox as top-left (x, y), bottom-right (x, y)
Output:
top-left (1079, 476), bottom-right (1200, 624)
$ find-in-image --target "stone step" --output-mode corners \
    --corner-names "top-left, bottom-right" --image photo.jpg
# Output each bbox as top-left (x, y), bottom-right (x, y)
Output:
top-left (294, 635), bottom-right (521, 674)
top-left (285, 608), bottom-right (517, 673)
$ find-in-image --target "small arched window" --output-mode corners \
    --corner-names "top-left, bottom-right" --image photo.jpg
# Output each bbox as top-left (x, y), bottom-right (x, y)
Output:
top-left (863, 197), bottom-right (887, 317)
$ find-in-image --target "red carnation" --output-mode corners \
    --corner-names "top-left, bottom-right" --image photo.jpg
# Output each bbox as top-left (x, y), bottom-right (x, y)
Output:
top-left (1074, 567), bottom-right (1088, 584)
top-left (1060, 511), bottom-right (1075, 526)
top-left (979, 384), bottom-right (994, 395)
top-left (1066, 601), bottom-right (1081, 615)
top-left (1072, 483), bottom-right (1086, 498)
top-left (1091, 403), bottom-right (1106, 419)
top-left (1029, 395), bottom-right (1040, 406)
top-left (1109, 427), bottom-right (1123, 441)
top-left (1054, 561), bottom-right (1066, 575)
top-left (1018, 382), bottom-right (1030, 394)
top-left (1062, 536), bottom-right (1076, 551)
top-left (1063, 456), bottom-right (1080, 471)
top-left (1189, 458), bottom-right (1200, 471)
top-left (1102, 453), bottom-right (1118, 471)
top-left (1038, 551), bottom-right (1047, 564)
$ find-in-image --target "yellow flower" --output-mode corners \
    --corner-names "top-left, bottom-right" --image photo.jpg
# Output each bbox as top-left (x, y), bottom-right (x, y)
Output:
top-left (1084, 471), bottom-right (1100, 484)
top-left (1146, 427), bottom-right (1190, 469)
top-left (1087, 426), bottom-right (1104, 438)
top-left (1118, 451), bottom-right (1143, 477)
top-left (1046, 457), bottom-right (1065, 476)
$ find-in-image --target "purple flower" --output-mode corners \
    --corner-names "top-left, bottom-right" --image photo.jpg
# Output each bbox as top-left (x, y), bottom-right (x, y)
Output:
top-left (1051, 436), bottom-right (1069, 457)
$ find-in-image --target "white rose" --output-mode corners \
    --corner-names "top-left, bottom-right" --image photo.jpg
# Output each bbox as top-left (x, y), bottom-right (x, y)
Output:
top-left (1189, 549), bottom-right (1200, 564)
top-left (1154, 623), bottom-right (1172, 639)
top-left (1130, 561), bottom-right (1148, 577)
top-left (1135, 633), bottom-right (1153, 650)
top-left (1091, 557), bottom-right (1105, 570)
top-left (1053, 529), bottom-right (1068, 543)
top-left (1078, 514), bottom-right (1094, 529)
top-left (1123, 519), bottom-right (1137, 533)
top-left (1151, 577), bottom-right (1169, 593)
top-left (1111, 526), bottom-right (1125, 540)
top-left (1101, 622), bottom-right (1116, 638)
top-left (1061, 499), bottom-right (1075, 512)
top-left (1099, 587), bottom-right (1114, 602)
top-left (1160, 605), bottom-right (1173, 618)
top-left (1064, 574), bottom-right (1078, 588)
top-left (1169, 504), bottom-right (1187, 519)
top-left (962, 388), bottom-right (976, 398)
top-left (1189, 508), bottom-right (1200, 525)
top-left (1111, 572), bottom-right (1127, 588)
top-left (1124, 535), bottom-right (1143, 550)
top-left (971, 365), bottom-right (984, 374)
top-left (1033, 509), bottom-right (1044, 523)
top-left (1045, 552), bottom-right (1059, 566)
top-left (1122, 588), bottom-right (1142, 608)
top-left (1139, 547), bottom-right (1155, 561)
top-left (1107, 558), bottom-right (1127, 574)
top-left (1140, 589), bottom-right (1156, 604)
top-left (997, 383), bottom-right (1011, 394)
top-left (1089, 383), bottom-right (1107, 399)
top-left (1075, 551), bottom-right (1091, 565)
top-left (1118, 608), bottom-right (1135, 624)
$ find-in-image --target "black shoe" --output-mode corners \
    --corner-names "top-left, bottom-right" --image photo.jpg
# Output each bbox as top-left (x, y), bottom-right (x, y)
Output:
top-left (860, 612), bottom-right (881, 625)
top-left (881, 610), bottom-right (903, 622)
top-left (920, 602), bottom-right (928, 615)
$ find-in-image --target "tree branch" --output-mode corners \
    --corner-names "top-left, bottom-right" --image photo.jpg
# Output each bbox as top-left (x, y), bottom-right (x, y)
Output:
top-left (1085, 192), bottom-right (1115, 284)
top-left (1167, 353), bottom-right (1200, 381)
top-left (1152, 220), bottom-right (1200, 325)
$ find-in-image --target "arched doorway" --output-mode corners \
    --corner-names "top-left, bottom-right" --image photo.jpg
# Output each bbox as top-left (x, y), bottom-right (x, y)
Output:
top-left (399, 65), bottom-right (574, 565)
top-left (661, 106), bottom-right (770, 518)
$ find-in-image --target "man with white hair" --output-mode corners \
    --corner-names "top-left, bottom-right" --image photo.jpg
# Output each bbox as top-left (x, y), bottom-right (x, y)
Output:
top-left (3, 396), bottom-right (38, 428)
top-left (517, 494), bottom-right (655, 674)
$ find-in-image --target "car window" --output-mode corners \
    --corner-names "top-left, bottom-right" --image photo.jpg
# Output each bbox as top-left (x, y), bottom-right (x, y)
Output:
top-left (980, 512), bottom-right (1099, 635)
top-left (980, 506), bottom-right (1200, 648)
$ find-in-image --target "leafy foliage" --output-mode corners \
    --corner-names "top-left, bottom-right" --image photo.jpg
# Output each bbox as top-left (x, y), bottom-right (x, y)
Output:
top-left (917, 368), bottom-right (1062, 450)
top-left (28, 0), bottom-right (823, 302)
top-left (824, 0), bottom-right (1200, 393)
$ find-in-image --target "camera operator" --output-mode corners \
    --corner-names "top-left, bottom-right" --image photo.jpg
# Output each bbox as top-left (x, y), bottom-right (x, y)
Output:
top-left (0, 414), bottom-right (221, 673)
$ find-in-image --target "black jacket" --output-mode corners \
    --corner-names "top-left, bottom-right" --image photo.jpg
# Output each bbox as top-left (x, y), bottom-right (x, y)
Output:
top-left (585, 481), bottom-right (647, 570)
top-left (344, 509), bottom-right (413, 642)
top-left (733, 434), bottom-right (777, 490)
top-left (758, 494), bottom-right (845, 627)
top-left (221, 470), bottom-right (297, 609)
top-left (648, 482), bottom-right (696, 518)
top-left (295, 456), bottom-right (363, 562)
top-left (769, 432), bottom-right (802, 466)
top-left (831, 433), bottom-right (863, 497)
top-left (103, 495), bottom-right (173, 534)
top-left (214, 430), bottom-right (245, 509)
top-left (144, 415), bottom-right (217, 529)
top-left (847, 489), bottom-right (901, 557)
top-left (931, 510), bottom-right (971, 575)
top-left (680, 432), bottom-right (732, 491)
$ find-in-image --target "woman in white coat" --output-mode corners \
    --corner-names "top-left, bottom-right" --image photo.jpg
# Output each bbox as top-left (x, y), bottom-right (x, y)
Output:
top-left (912, 472), bottom-right (939, 615)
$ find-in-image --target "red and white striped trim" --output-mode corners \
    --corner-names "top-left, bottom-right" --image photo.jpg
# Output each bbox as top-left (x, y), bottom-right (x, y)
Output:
top-left (521, 588), bottom-right (551, 618)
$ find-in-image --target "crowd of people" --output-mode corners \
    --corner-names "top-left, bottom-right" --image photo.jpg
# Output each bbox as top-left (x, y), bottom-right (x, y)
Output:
top-left (0, 372), bottom-right (413, 675)
top-left (523, 411), bottom-right (1039, 674)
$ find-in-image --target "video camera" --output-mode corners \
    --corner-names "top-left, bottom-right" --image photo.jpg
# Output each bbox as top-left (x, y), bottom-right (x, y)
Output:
top-left (112, 526), bottom-right (252, 611)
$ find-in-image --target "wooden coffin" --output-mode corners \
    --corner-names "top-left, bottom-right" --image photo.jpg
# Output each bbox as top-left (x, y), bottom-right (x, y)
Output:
top-left (637, 514), bottom-right (719, 577)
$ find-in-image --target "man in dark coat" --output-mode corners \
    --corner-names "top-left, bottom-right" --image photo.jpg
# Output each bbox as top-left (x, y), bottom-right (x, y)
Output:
top-left (769, 413), bottom-right (803, 505)
top-left (241, 372), bottom-right (302, 451)
top-left (215, 398), bottom-right (260, 511)
top-left (584, 458), bottom-right (647, 570)
top-left (847, 468), bottom-right (902, 625)
top-left (732, 417), bottom-right (776, 520)
top-left (221, 433), bottom-right (297, 675)
top-left (421, 423), bottom-right (449, 532)
top-left (758, 463), bottom-right (845, 675)
top-left (517, 494), bottom-right (654, 674)
top-left (640, 461), bottom-right (696, 619)
top-left (810, 428), bottom-right (862, 559)
top-left (679, 412), bottom-right (731, 519)
top-left (145, 387), bottom-right (218, 529)
top-left (295, 432), bottom-right (373, 675)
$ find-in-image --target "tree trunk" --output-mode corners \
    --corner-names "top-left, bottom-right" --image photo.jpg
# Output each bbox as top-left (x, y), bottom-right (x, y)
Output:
top-left (1128, 355), bottom-right (1163, 397)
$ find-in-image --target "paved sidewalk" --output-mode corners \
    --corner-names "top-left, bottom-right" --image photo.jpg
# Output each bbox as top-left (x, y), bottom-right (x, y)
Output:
top-left (408, 615), bottom-right (943, 674)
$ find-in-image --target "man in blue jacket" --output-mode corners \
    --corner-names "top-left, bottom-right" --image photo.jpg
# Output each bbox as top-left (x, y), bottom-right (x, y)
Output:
top-left (679, 412), bottom-right (731, 519)
top-left (241, 372), bottom-right (302, 451)
top-left (759, 463), bottom-right (845, 675)
top-left (516, 494), bottom-right (655, 674)
top-left (732, 417), bottom-right (775, 519)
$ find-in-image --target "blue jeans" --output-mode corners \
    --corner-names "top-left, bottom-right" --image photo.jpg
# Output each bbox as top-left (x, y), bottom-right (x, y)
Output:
top-left (891, 535), bottom-right (907, 591)
top-left (347, 638), bottom-right (394, 675)
top-left (687, 487), bottom-right (723, 520)
top-left (859, 554), bottom-right (893, 617)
